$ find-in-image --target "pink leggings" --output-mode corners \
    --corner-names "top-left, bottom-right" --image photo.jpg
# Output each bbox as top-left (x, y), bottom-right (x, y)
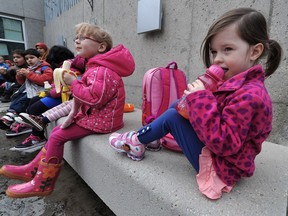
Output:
top-left (44, 123), bottom-right (95, 163)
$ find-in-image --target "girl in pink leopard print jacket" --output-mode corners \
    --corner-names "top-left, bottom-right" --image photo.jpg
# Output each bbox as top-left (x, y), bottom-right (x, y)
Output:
top-left (109, 8), bottom-right (282, 199)
top-left (0, 23), bottom-right (135, 198)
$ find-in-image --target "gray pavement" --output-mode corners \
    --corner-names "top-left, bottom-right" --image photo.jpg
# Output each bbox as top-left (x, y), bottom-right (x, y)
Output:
top-left (0, 103), bottom-right (115, 216)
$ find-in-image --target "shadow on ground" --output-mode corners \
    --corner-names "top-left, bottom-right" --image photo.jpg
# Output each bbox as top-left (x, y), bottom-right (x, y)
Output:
top-left (0, 116), bottom-right (115, 216)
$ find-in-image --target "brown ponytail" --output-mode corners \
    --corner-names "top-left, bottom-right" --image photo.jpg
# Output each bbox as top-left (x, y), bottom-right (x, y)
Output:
top-left (265, 39), bottom-right (282, 77)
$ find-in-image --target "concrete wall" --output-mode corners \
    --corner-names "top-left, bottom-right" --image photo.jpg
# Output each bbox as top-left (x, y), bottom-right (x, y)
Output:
top-left (43, 0), bottom-right (288, 146)
top-left (0, 0), bottom-right (45, 49)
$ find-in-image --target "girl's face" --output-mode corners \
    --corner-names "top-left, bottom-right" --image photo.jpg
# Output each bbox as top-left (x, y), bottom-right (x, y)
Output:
top-left (25, 54), bottom-right (39, 66)
top-left (13, 54), bottom-right (25, 67)
top-left (36, 46), bottom-right (46, 56)
top-left (210, 24), bottom-right (259, 80)
top-left (74, 34), bottom-right (104, 58)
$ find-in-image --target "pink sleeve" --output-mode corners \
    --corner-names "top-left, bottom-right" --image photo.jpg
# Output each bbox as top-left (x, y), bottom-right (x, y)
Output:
top-left (49, 83), bottom-right (61, 98)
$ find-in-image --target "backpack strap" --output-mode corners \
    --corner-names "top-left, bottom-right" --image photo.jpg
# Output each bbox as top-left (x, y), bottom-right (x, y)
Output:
top-left (40, 65), bottom-right (49, 73)
top-left (172, 70), bottom-right (187, 98)
top-left (156, 68), bottom-right (171, 117)
top-left (142, 74), bottom-right (150, 124)
top-left (166, 61), bottom-right (187, 97)
top-left (142, 68), bottom-right (158, 125)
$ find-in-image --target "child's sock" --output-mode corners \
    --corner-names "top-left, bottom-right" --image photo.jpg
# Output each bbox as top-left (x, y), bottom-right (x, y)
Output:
top-left (42, 116), bottom-right (50, 124)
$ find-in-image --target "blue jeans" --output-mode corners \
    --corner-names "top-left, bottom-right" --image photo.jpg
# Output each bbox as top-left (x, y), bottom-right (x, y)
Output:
top-left (137, 103), bottom-right (205, 172)
top-left (9, 93), bottom-right (30, 113)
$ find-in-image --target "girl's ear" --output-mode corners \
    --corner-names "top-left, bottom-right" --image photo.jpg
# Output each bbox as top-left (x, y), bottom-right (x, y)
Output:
top-left (250, 43), bottom-right (264, 61)
top-left (98, 43), bottom-right (107, 53)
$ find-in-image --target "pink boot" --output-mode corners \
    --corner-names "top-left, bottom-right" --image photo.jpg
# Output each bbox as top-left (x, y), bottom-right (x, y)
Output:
top-left (6, 157), bottom-right (63, 198)
top-left (0, 148), bottom-right (46, 181)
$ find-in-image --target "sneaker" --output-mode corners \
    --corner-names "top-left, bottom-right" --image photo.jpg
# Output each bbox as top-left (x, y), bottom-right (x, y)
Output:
top-left (14, 116), bottom-right (32, 128)
top-left (145, 140), bottom-right (162, 151)
top-left (0, 117), bottom-right (13, 130)
top-left (5, 123), bottom-right (32, 137)
top-left (2, 115), bottom-right (14, 123)
top-left (5, 112), bottom-right (17, 119)
top-left (10, 134), bottom-right (46, 151)
top-left (14, 116), bottom-right (33, 127)
top-left (109, 131), bottom-right (145, 161)
top-left (19, 113), bottom-right (46, 131)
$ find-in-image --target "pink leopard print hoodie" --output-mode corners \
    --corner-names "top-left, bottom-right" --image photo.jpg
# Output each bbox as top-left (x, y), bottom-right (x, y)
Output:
top-left (186, 65), bottom-right (272, 186)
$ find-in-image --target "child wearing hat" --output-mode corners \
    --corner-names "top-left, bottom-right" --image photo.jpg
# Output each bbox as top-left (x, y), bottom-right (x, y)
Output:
top-left (35, 42), bottom-right (49, 61)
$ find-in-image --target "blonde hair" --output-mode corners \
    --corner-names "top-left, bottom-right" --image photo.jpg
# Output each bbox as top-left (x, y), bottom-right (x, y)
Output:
top-left (75, 23), bottom-right (113, 52)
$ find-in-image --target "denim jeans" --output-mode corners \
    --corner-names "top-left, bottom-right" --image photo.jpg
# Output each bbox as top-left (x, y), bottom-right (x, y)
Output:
top-left (137, 102), bottom-right (205, 172)
top-left (9, 93), bottom-right (30, 114)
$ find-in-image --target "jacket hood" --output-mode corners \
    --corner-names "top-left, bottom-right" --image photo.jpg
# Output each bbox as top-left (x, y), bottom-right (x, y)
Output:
top-left (86, 44), bottom-right (135, 77)
top-left (39, 60), bottom-right (52, 68)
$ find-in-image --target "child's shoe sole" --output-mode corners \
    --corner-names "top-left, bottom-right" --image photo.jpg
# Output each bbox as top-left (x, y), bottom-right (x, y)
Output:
top-left (19, 113), bottom-right (44, 131)
top-left (5, 128), bottom-right (32, 137)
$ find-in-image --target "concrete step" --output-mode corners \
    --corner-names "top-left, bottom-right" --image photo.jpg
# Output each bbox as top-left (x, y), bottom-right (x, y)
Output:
top-left (0, 102), bottom-right (10, 113)
top-left (47, 108), bottom-right (288, 216)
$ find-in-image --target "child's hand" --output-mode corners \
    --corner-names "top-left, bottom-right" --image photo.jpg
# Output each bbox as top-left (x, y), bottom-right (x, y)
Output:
top-left (184, 79), bottom-right (205, 95)
top-left (61, 98), bottom-right (79, 129)
top-left (17, 68), bottom-right (29, 77)
top-left (63, 72), bottom-right (77, 85)
top-left (61, 112), bottom-right (74, 129)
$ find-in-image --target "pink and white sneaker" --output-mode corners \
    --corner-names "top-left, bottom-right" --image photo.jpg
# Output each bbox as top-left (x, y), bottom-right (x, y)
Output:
top-left (109, 131), bottom-right (145, 161)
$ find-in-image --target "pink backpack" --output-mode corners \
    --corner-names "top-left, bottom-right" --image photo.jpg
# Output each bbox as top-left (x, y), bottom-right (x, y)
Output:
top-left (142, 62), bottom-right (187, 152)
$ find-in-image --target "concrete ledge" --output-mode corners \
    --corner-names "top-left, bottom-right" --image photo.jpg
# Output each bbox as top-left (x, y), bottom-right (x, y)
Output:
top-left (0, 102), bottom-right (10, 112)
top-left (47, 108), bottom-right (288, 216)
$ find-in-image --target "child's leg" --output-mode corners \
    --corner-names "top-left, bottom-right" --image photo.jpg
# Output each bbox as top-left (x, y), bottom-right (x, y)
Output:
top-left (18, 101), bottom-right (72, 132)
top-left (9, 93), bottom-right (30, 114)
top-left (26, 96), bottom-right (48, 116)
top-left (110, 106), bottom-right (205, 171)
top-left (7, 96), bottom-right (49, 138)
top-left (4, 124), bottom-right (93, 198)
top-left (42, 100), bottom-right (72, 122)
top-left (31, 128), bottom-right (45, 138)
top-left (44, 123), bottom-right (93, 163)
top-left (138, 107), bottom-right (205, 172)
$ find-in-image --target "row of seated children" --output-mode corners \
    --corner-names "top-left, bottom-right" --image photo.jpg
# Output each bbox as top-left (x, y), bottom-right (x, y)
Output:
top-left (12, 53), bottom-right (86, 151)
top-left (0, 47), bottom-right (53, 143)
top-left (0, 45), bottom-right (85, 152)
top-left (0, 43), bottom-right (49, 103)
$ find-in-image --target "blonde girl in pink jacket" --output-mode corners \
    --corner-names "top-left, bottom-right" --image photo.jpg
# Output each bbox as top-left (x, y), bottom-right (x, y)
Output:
top-left (0, 23), bottom-right (135, 198)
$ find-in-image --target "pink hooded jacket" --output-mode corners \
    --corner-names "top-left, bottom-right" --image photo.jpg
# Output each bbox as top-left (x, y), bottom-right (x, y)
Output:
top-left (186, 65), bottom-right (272, 186)
top-left (70, 44), bottom-right (135, 133)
